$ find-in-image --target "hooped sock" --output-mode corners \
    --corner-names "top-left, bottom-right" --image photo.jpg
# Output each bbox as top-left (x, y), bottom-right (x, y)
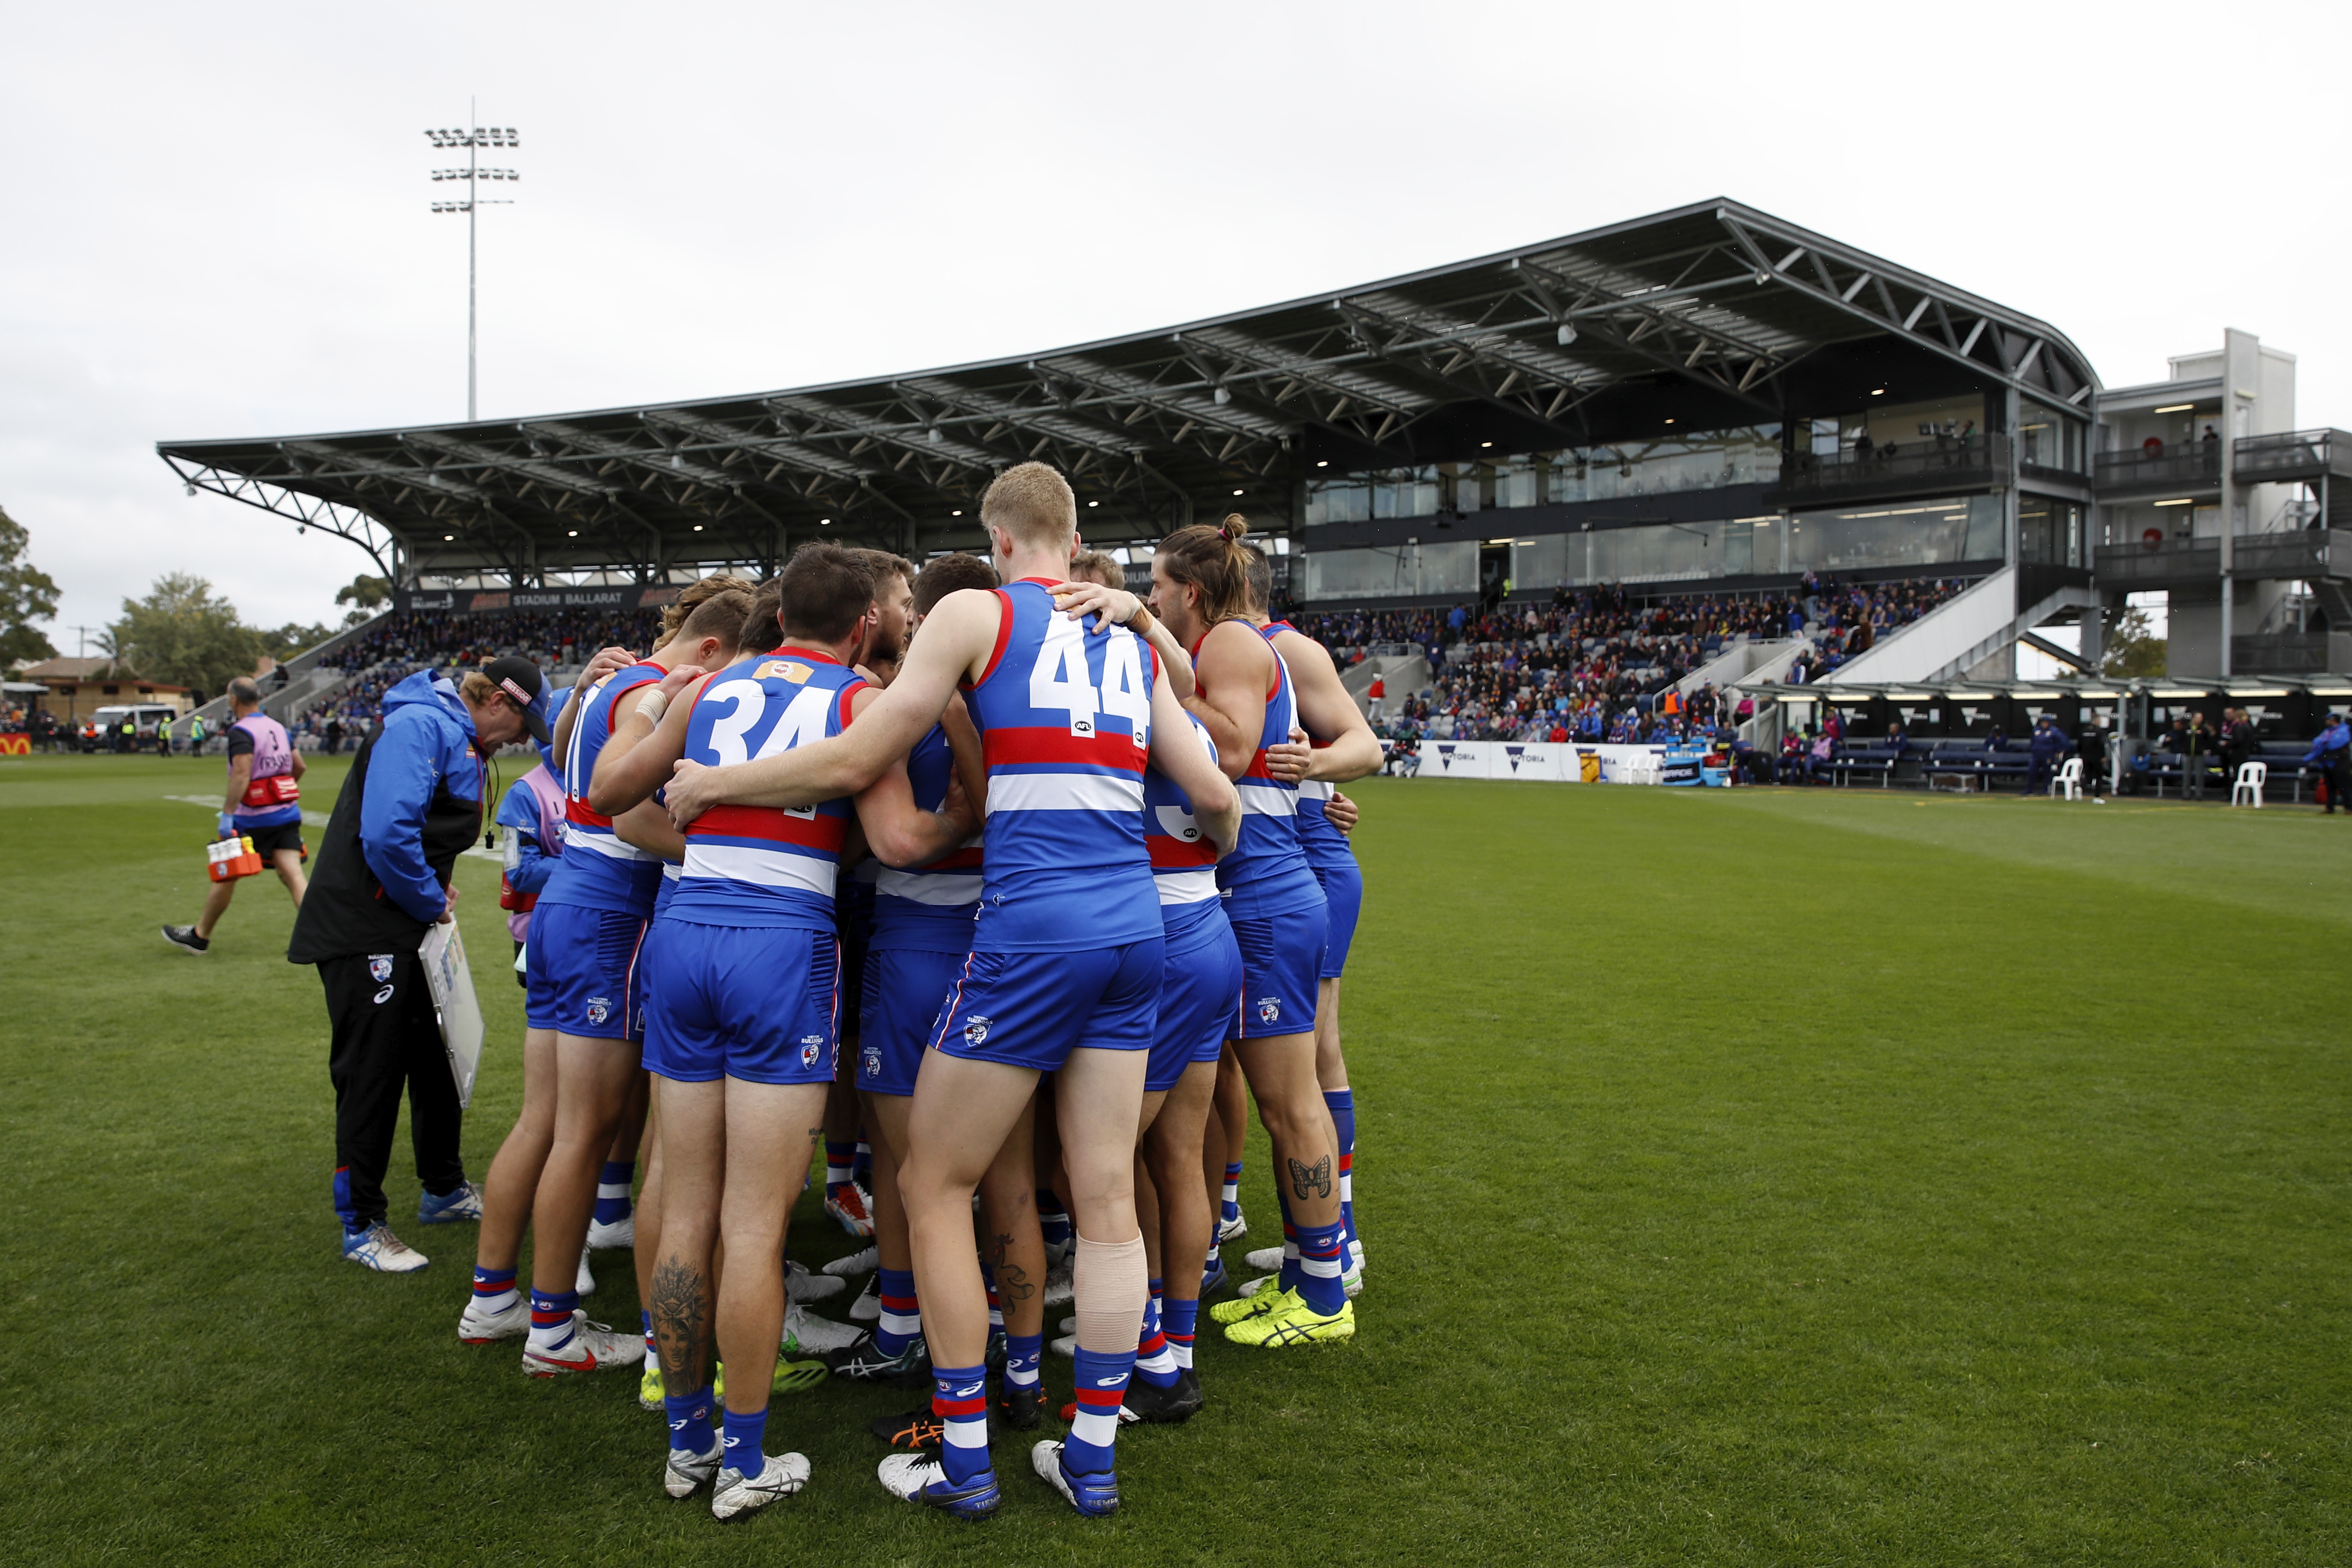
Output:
top-left (1134, 1278), bottom-right (1178, 1388)
top-left (1324, 1087), bottom-right (1358, 1252)
top-left (528, 1288), bottom-right (581, 1352)
top-left (641, 1309), bottom-right (657, 1364)
top-left (1221, 1160), bottom-right (1243, 1224)
top-left (875, 1268), bottom-right (921, 1357)
top-left (1067, 1347), bottom-right (1135, 1474)
top-left (592, 1159), bottom-right (635, 1225)
top-left (1295, 1218), bottom-right (1348, 1315)
top-left (1037, 1191), bottom-right (1073, 1252)
top-left (1164, 1297), bottom-right (1199, 1370)
top-left (823, 1141), bottom-right (856, 1198)
top-left (982, 1264), bottom-right (1005, 1334)
top-left (1004, 1333), bottom-right (1043, 1389)
top-left (931, 1363), bottom-right (992, 1486)
top-left (1276, 1184), bottom-right (1303, 1293)
top-left (471, 1265), bottom-right (519, 1315)
top-left (721, 1405), bottom-right (769, 1478)
top-left (853, 1136), bottom-right (873, 1190)
top-left (664, 1385), bottom-right (715, 1454)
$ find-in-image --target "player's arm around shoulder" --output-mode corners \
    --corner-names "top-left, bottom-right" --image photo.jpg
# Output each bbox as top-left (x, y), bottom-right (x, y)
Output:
top-left (1277, 629), bottom-right (1383, 784)
top-left (587, 665), bottom-right (709, 817)
top-left (849, 686), bottom-right (976, 867)
top-left (1187, 619), bottom-right (1270, 780)
top-left (1149, 665), bottom-right (1239, 856)
top-left (668, 590), bottom-right (1001, 827)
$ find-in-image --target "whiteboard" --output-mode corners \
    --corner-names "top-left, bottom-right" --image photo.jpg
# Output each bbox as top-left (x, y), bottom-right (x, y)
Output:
top-left (418, 918), bottom-right (486, 1109)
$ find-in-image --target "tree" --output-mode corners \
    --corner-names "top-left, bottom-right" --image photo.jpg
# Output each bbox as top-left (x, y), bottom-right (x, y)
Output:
top-left (2101, 607), bottom-right (2167, 679)
top-left (260, 621), bottom-right (337, 661)
top-left (102, 574), bottom-right (261, 702)
top-left (0, 504), bottom-right (61, 668)
top-left (336, 573), bottom-right (393, 629)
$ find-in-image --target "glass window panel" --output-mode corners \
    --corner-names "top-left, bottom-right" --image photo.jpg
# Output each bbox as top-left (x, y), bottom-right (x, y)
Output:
top-left (1303, 479), bottom-right (1370, 527)
top-left (1299, 540), bottom-right (1481, 601)
top-left (1512, 534), bottom-right (1573, 589)
top-left (1785, 495), bottom-right (2000, 572)
top-left (2018, 401), bottom-right (2086, 472)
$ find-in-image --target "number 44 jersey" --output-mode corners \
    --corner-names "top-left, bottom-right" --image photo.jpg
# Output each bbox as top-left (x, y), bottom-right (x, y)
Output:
top-left (669, 647), bottom-right (866, 932)
top-left (961, 578), bottom-right (1162, 952)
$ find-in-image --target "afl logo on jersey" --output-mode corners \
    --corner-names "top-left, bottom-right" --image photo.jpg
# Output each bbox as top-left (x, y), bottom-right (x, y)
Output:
top-left (963, 1015), bottom-right (992, 1047)
top-left (1256, 996), bottom-right (1281, 1025)
top-left (586, 997), bottom-right (610, 1026)
top-left (756, 659), bottom-right (816, 685)
top-left (799, 1035), bottom-right (825, 1068)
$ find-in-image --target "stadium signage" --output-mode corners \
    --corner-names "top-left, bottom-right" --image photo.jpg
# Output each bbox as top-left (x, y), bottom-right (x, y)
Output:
top-left (393, 586), bottom-right (684, 614)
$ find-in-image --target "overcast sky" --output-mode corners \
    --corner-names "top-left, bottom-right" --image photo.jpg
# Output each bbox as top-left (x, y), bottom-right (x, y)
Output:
top-left (5, 0), bottom-right (2345, 649)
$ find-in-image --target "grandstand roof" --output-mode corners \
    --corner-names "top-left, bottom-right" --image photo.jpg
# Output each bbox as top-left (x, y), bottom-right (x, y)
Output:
top-left (157, 199), bottom-right (2098, 586)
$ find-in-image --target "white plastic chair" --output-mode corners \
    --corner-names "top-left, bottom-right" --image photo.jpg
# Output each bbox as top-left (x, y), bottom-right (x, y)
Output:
top-left (2231, 760), bottom-right (2267, 808)
top-left (2050, 756), bottom-right (2083, 801)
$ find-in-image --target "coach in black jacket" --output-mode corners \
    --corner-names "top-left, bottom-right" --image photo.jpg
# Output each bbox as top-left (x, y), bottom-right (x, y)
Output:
top-left (288, 656), bottom-right (547, 1273)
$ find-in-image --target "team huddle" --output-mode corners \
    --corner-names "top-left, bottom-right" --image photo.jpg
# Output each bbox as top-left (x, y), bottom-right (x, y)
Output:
top-left (444, 462), bottom-right (1382, 1522)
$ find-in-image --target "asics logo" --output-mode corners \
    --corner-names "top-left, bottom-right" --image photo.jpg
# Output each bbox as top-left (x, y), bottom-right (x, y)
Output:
top-left (952, 1381), bottom-right (983, 1398)
top-left (1094, 1375), bottom-right (1125, 1387)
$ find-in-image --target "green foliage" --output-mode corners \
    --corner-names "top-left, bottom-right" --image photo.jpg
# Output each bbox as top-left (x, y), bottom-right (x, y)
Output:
top-left (334, 574), bottom-right (391, 609)
top-left (0, 503), bottom-right (61, 667)
top-left (2102, 605), bottom-right (2168, 678)
top-left (258, 621), bottom-right (336, 662)
top-left (0, 766), bottom-right (2346, 1563)
top-left (100, 573), bottom-right (261, 700)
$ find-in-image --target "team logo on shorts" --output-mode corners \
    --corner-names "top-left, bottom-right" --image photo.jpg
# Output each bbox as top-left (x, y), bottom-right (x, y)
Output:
top-left (1256, 996), bottom-right (1282, 1025)
top-left (861, 1045), bottom-right (881, 1079)
top-left (799, 1035), bottom-right (825, 1068)
top-left (963, 1015), bottom-right (991, 1047)
top-left (586, 997), bottom-right (611, 1026)
top-left (368, 955), bottom-right (394, 984)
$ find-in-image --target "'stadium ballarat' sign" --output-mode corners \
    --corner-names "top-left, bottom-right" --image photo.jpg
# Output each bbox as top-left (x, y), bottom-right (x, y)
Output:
top-left (393, 586), bottom-right (683, 615)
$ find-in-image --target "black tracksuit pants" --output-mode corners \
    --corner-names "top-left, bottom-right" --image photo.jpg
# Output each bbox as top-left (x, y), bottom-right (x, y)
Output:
top-left (318, 949), bottom-right (466, 1231)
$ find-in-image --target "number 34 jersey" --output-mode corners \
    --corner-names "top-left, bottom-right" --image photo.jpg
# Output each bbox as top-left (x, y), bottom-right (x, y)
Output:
top-left (961, 578), bottom-right (1161, 952)
top-left (668, 647), bottom-right (865, 932)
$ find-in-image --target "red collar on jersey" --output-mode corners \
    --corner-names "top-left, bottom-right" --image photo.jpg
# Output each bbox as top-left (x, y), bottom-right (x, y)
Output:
top-left (761, 645), bottom-right (843, 665)
top-left (1013, 575), bottom-right (1062, 586)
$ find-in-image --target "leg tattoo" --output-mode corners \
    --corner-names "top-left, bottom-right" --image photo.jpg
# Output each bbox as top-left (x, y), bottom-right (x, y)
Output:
top-left (650, 1256), bottom-right (709, 1388)
top-left (1288, 1155), bottom-right (1332, 1202)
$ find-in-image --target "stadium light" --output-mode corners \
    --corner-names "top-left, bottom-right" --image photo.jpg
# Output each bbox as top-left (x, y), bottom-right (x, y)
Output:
top-left (425, 100), bottom-right (522, 422)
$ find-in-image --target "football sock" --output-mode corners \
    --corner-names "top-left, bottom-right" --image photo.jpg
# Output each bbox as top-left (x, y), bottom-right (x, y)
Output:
top-left (931, 1364), bottom-right (992, 1486)
top-left (1037, 1191), bottom-right (1072, 1252)
top-left (823, 1141), bottom-right (856, 1200)
top-left (875, 1268), bottom-right (921, 1357)
top-left (1134, 1279), bottom-right (1178, 1388)
top-left (470, 1265), bottom-right (518, 1315)
top-left (1164, 1297), bottom-right (1199, 1371)
top-left (1324, 1087), bottom-right (1357, 1252)
top-left (720, 1405), bottom-right (768, 1478)
top-left (641, 1309), bottom-right (656, 1366)
top-left (1296, 1218), bottom-right (1348, 1315)
top-left (1003, 1332), bottom-right (1043, 1389)
top-left (853, 1136), bottom-right (873, 1190)
top-left (592, 1159), bottom-right (635, 1226)
top-left (1067, 1347), bottom-right (1135, 1474)
top-left (664, 1385), bottom-right (715, 1454)
top-left (527, 1288), bottom-right (580, 1352)
top-left (982, 1264), bottom-right (1005, 1335)
top-left (1220, 1160), bottom-right (1243, 1226)
top-left (1275, 1186), bottom-right (1302, 1293)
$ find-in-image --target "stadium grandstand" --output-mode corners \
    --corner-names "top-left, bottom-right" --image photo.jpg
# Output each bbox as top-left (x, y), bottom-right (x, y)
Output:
top-left (155, 197), bottom-right (2352, 777)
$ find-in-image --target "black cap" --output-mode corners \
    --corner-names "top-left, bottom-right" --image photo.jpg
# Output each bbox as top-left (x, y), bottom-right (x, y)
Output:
top-left (482, 654), bottom-right (553, 745)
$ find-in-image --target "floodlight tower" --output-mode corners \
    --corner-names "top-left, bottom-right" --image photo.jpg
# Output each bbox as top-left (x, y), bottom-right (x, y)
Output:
top-left (426, 103), bottom-right (520, 421)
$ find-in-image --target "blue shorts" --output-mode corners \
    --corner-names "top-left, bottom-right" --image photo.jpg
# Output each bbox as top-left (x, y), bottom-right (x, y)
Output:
top-left (528, 903), bottom-right (647, 1040)
top-left (929, 938), bottom-right (1162, 1074)
top-left (1150, 920), bottom-right (1242, 1093)
top-left (859, 947), bottom-right (963, 1097)
top-left (1228, 902), bottom-right (1326, 1040)
top-left (641, 918), bottom-right (840, 1087)
top-left (1310, 852), bottom-right (1363, 980)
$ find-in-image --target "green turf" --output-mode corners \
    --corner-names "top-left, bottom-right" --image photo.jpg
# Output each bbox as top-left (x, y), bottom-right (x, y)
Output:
top-left (1, 754), bottom-right (2346, 1565)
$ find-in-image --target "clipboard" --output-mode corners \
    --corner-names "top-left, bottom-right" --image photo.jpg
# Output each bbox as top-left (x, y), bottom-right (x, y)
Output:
top-left (418, 917), bottom-right (486, 1109)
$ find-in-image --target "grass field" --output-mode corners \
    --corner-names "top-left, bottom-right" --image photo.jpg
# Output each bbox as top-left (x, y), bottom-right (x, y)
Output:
top-left (2, 752), bottom-right (2347, 1566)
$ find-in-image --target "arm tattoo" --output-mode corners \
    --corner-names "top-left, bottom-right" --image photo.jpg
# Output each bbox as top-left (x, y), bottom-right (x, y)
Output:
top-left (1288, 1155), bottom-right (1332, 1201)
top-left (649, 1256), bottom-right (709, 1388)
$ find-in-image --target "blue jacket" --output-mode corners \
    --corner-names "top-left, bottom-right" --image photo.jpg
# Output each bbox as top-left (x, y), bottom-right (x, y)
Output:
top-left (495, 771), bottom-right (561, 899)
top-left (2029, 725), bottom-right (2069, 762)
top-left (358, 670), bottom-right (486, 925)
top-left (2303, 721), bottom-right (2350, 767)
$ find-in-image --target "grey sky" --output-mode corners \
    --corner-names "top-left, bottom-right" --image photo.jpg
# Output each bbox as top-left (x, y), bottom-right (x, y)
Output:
top-left (5, 0), bottom-right (2344, 647)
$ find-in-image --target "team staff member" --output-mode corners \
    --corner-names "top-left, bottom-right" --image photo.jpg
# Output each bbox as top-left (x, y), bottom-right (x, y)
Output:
top-left (163, 677), bottom-right (309, 955)
top-left (286, 656), bottom-right (548, 1273)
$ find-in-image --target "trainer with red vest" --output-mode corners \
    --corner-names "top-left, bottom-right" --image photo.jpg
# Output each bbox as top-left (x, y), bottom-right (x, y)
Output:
top-left (162, 676), bottom-right (308, 956)
top-left (286, 656), bottom-right (549, 1274)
